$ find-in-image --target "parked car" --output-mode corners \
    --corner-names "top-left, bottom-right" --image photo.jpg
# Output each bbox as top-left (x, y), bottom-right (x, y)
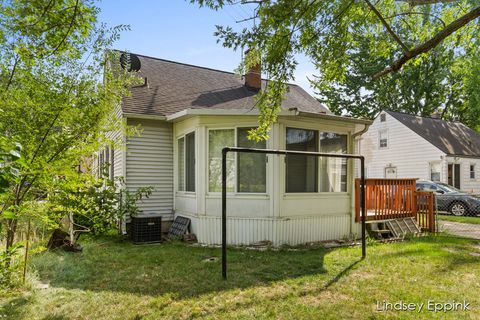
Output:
top-left (416, 180), bottom-right (480, 216)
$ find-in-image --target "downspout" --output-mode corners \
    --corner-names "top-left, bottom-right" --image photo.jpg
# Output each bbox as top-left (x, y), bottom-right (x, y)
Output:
top-left (350, 123), bottom-right (369, 237)
top-left (352, 123), bottom-right (369, 140)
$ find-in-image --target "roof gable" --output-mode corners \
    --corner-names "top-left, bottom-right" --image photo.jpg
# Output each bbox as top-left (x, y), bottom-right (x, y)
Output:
top-left (386, 111), bottom-right (480, 157)
top-left (120, 52), bottom-right (330, 117)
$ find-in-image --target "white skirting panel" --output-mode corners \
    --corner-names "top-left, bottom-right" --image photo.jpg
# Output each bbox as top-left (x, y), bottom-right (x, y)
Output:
top-left (183, 214), bottom-right (352, 246)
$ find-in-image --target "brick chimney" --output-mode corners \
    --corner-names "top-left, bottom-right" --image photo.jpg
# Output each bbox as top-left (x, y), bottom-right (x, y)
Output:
top-left (431, 110), bottom-right (442, 119)
top-left (244, 52), bottom-right (261, 91)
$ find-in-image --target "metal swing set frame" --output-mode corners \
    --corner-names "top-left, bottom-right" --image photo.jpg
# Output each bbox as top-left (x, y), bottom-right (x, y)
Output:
top-left (221, 147), bottom-right (367, 280)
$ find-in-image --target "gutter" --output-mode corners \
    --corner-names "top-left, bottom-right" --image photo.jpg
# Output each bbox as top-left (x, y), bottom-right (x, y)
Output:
top-left (445, 154), bottom-right (480, 159)
top-left (123, 113), bottom-right (167, 121)
top-left (295, 110), bottom-right (372, 125)
top-left (352, 123), bottom-right (370, 139)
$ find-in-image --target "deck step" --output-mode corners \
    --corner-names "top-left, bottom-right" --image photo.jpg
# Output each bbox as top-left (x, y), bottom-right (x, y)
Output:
top-left (373, 229), bottom-right (392, 234)
top-left (386, 217), bottom-right (422, 238)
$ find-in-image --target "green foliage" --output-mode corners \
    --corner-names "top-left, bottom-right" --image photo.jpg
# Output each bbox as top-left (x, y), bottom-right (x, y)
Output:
top-left (315, 8), bottom-right (480, 127)
top-left (47, 169), bottom-right (154, 235)
top-left (0, 138), bottom-right (22, 193)
top-left (117, 179), bottom-right (154, 219)
top-left (193, 0), bottom-right (480, 136)
top-left (0, 0), bottom-right (139, 249)
top-left (0, 243), bottom-right (23, 288)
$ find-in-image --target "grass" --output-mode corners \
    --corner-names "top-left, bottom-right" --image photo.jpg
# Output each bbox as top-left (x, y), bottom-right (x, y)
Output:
top-left (438, 214), bottom-right (480, 225)
top-left (1, 235), bottom-right (480, 319)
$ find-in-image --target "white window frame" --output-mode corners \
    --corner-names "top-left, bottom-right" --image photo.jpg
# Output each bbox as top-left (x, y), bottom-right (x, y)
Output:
top-left (207, 126), bottom-right (268, 195)
top-left (177, 130), bottom-right (196, 193)
top-left (429, 161), bottom-right (441, 182)
top-left (378, 129), bottom-right (388, 149)
top-left (470, 164), bottom-right (476, 180)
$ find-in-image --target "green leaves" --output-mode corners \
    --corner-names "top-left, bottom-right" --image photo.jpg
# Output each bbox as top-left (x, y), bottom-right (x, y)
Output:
top-left (0, 1), bottom-right (135, 249)
top-left (1, 210), bottom-right (17, 220)
top-left (192, 0), bottom-right (480, 135)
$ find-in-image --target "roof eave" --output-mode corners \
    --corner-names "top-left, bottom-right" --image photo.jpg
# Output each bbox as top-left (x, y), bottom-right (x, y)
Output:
top-left (295, 111), bottom-right (373, 125)
top-left (123, 108), bottom-right (372, 125)
top-left (445, 154), bottom-right (480, 159)
top-left (165, 108), bottom-right (298, 122)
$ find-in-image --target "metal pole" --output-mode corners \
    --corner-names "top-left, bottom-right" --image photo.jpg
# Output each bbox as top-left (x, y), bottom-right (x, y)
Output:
top-left (360, 157), bottom-right (366, 258)
top-left (219, 147), bottom-right (366, 279)
top-left (221, 148), bottom-right (228, 280)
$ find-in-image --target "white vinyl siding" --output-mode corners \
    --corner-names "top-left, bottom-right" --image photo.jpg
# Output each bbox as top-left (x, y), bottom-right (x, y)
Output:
top-left (361, 112), bottom-right (444, 180)
top-left (126, 118), bottom-right (174, 219)
top-left (447, 157), bottom-right (480, 193)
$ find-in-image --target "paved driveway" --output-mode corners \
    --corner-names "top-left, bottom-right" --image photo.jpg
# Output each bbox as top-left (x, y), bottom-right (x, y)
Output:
top-left (438, 220), bottom-right (480, 239)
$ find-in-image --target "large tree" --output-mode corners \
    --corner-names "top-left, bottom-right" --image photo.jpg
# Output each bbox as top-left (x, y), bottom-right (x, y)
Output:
top-left (316, 23), bottom-right (480, 128)
top-left (0, 0), bottom-right (134, 250)
top-left (194, 0), bottom-right (480, 138)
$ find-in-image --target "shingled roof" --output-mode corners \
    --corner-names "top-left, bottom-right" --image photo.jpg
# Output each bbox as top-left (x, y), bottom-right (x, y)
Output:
top-left (387, 111), bottom-right (480, 157)
top-left (121, 52), bottom-right (330, 116)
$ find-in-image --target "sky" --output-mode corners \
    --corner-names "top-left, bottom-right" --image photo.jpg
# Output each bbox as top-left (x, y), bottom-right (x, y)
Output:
top-left (97, 0), bottom-right (317, 94)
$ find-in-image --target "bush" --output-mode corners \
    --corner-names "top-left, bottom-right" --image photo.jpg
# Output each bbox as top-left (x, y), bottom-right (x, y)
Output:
top-left (0, 243), bottom-right (23, 288)
top-left (48, 169), bottom-right (153, 237)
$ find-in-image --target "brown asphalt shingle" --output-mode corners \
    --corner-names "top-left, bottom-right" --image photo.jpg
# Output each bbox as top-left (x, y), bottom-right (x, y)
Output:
top-left (387, 111), bottom-right (480, 157)
top-left (121, 52), bottom-right (330, 116)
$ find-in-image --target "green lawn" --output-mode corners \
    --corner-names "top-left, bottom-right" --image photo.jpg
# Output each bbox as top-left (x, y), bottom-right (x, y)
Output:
top-left (438, 214), bottom-right (480, 225)
top-left (1, 235), bottom-right (480, 319)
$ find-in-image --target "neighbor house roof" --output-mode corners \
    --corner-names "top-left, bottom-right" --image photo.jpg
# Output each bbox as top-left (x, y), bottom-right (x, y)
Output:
top-left (387, 110), bottom-right (480, 157)
top-left (120, 52), bottom-right (331, 117)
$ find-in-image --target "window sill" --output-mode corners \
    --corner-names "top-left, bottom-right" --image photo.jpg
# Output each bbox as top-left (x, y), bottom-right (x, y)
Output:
top-left (206, 193), bottom-right (270, 200)
top-left (283, 192), bottom-right (350, 200)
top-left (176, 192), bottom-right (196, 198)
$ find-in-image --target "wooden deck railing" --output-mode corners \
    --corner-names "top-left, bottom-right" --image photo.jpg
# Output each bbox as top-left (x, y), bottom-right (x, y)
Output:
top-left (355, 178), bottom-right (436, 232)
top-left (415, 191), bottom-right (435, 232)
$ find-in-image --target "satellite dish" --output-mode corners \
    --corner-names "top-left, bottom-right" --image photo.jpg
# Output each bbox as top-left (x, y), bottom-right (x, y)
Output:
top-left (120, 53), bottom-right (141, 72)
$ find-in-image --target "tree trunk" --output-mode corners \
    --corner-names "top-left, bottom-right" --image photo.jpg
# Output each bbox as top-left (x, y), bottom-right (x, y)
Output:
top-left (5, 218), bottom-right (17, 251)
top-left (69, 212), bottom-right (75, 246)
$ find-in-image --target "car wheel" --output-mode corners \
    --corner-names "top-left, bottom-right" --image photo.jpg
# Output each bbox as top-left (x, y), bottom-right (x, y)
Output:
top-left (449, 202), bottom-right (467, 216)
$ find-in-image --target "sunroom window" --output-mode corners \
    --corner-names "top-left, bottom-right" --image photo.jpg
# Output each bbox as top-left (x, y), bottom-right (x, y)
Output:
top-left (208, 128), bottom-right (267, 193)
top-left (237, 128), bottom-right (266, 193)
top-left (178, 132), bottom-right (195, 192)
top-left (285, 127), bottom-right (318, 193)
top-left (285, 128), bottom-right (348, 193)
top-left (319, 132), bottom-right (347, 192)
top-left (208, 129), bottom-right (235, 192)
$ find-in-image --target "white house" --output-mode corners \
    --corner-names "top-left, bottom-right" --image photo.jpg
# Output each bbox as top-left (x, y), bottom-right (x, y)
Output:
top-left (360, 110), bottom-right (480, 194)
top-left (99, 52), bottom-right (371, 246)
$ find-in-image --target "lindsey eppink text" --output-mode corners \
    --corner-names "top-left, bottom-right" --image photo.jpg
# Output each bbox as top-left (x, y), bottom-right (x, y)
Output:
top-left (376, 300), bottom-right (470, 313)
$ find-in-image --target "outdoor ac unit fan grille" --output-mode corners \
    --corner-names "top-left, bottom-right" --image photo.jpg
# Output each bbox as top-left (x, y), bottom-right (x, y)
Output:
top-left (130, 216), bottom-right (162, 244)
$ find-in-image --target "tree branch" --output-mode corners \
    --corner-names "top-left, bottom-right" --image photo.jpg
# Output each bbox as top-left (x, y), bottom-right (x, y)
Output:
top-left (397, 0), bottom-right (457, 6)
top-left (4, 55), bottom-right (19, 91)
top-left (46, 0), bottom-right (80, 57)
top-left (364, 0), bottom-right (411, 54)
top-left (374, 5), bottom-right (480, 78)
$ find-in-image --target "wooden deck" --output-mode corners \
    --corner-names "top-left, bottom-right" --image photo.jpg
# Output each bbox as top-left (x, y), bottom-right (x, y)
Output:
top-left (355, 178), bottom-right (435, 232)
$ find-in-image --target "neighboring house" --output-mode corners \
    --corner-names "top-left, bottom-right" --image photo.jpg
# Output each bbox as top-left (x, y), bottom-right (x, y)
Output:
top-left (361, 110), bottom-right (480, 194)
top-left (98, 51), bottom-right (371, 245)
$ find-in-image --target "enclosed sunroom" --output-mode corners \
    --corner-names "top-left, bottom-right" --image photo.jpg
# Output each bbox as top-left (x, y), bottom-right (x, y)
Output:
top-left (105, 52), bottom-right (371, 246)
top-left (171, 110), bottom-right (370, 245)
